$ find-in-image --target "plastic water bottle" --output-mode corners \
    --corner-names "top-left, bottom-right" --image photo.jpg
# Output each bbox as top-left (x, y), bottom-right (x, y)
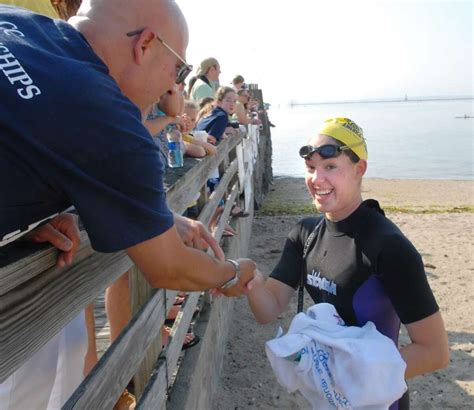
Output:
top-left (167, 126), bottom-right (183, 168)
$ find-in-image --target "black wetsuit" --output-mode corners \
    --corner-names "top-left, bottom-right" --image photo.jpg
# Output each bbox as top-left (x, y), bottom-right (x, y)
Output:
top-left (270, 200), bottom-right (439, 410)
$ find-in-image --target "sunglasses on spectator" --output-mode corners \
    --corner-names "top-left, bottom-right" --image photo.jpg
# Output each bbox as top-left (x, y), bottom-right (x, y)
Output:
top-left (126, 29), bottom-right (193, 84)
top-left (299, 142), bottom-right (363, 160)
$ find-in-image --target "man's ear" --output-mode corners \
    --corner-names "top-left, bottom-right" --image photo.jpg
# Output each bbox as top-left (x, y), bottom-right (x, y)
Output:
top-left (132, 28), bottom-right (155, 65)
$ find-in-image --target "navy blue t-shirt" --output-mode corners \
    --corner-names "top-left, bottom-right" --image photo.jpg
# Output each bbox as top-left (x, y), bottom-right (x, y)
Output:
top-left (194, 106), bottom-right (228, 142)
top-left (0, 6), bottom-right (174, 252)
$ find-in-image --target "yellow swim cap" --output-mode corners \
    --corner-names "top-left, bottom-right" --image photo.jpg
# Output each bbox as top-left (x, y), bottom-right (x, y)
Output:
top-left (318, 117), bottom-right (368, 160)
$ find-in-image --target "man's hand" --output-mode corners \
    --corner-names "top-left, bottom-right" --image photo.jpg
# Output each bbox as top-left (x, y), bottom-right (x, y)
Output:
top-left (173, 213), bottom-right (225, 260)
top-left (220, 258), bottom-right (257, 297)
top-left (25, 213), bottom-right (80, 267)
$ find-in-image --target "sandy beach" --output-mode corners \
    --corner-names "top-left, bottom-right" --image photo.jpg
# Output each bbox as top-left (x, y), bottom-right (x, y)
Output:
top-left (212, 178), bottom-right (474, 409)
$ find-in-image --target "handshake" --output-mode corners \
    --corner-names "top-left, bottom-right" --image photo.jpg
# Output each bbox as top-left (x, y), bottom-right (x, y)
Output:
top-left (215, 258), bottom-right (260, 297)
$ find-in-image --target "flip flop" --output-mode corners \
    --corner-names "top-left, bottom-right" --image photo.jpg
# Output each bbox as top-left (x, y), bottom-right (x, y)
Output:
top-left (232, 210), bottom-right (249, 218)
top-left (182, 334), bottom-right (200, 350)
top-left (231, 206), bottom-right (249, 218)
top-left (173, 296), bottom-right (186, 306)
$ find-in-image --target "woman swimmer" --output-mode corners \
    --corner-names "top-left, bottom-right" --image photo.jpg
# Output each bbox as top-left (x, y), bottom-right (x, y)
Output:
top-left (246, 117), bottom-right (449, 409)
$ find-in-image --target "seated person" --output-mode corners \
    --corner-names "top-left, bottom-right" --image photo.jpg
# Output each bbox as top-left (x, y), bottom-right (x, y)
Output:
top-left (194, 86), bottom-right (238, 145)
top-left (145, 85), bottom-right (185, 164)
top-left (180, 100), bottom-right (217, 158)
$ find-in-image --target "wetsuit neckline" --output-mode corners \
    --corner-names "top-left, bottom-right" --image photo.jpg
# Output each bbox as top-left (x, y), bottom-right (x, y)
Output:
top-left (324, 199), bottom-right (382, 236)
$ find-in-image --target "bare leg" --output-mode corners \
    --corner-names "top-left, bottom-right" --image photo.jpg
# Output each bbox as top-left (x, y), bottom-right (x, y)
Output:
top-left (84, 304), bottom-right (98, 376)
top-left (208, 205), bottom-right (224, 233)
top-left (106, 271), bottom-right (131, 343)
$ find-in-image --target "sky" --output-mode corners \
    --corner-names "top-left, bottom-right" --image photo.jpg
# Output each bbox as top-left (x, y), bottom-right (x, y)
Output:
top-left (177, 0), bottom-right (473, 105)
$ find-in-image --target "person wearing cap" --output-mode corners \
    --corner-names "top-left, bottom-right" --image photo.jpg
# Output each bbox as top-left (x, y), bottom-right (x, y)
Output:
top-left (245, 118), bottom-right (449, 409)
top-left (189, 57), bottom-right (220, 102)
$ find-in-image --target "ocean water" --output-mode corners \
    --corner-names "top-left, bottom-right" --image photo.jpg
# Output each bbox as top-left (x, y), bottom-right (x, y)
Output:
top-left (269, 100), bottom-right (473, 180)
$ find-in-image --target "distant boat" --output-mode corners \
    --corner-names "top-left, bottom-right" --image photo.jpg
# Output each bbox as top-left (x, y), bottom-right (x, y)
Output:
top-left (454, 114), bottom-right (473, 119)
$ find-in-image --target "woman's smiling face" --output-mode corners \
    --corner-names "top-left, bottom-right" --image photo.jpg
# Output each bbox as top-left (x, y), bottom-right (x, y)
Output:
top-left (304, 134), bottom-right (367, 221)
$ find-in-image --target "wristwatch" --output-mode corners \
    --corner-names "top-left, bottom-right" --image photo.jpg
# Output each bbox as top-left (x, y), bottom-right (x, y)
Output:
top-left (220, 259), bottom-right (241, 289)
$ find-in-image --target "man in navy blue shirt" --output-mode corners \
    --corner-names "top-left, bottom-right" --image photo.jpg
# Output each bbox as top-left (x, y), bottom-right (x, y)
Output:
top-left (0, 0), bottom-right (256, 298)
top-left (0, 0), bottom-right (256, 407)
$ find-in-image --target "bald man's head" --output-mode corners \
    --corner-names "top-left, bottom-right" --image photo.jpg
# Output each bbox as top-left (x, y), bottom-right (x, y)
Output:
top-left (71, 0), bottom-right (189, 112)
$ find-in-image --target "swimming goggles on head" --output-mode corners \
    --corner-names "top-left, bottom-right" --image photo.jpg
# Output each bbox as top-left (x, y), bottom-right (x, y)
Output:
top-left (299, 141), bottom-right (364, 160)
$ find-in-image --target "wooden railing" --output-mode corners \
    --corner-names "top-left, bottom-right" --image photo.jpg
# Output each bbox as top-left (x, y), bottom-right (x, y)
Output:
top-left (0, 94), bottom-right (272, 409)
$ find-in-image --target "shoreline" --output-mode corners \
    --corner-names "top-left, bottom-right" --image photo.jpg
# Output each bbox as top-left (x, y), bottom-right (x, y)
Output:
top-left (263, 177), bottom-right (474, 215)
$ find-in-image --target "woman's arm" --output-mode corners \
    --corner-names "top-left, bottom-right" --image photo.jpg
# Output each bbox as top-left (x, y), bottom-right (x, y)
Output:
top-left (400, 311), bottom-right (449, 379)
top-left (247, 273), bottom-right (295, 324)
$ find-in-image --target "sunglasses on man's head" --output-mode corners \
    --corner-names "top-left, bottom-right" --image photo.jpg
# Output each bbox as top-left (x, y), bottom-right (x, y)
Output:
top-left (126, 29), bottom-right (193, 84)
top-left (299, 141), bottom-right (363, 160)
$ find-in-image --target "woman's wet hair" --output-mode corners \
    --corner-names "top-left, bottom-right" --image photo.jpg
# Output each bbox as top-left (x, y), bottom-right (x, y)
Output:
top-left (327, 136), bottom-right (360, 163)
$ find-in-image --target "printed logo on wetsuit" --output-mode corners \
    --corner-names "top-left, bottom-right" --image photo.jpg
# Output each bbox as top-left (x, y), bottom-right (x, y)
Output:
top-left (307, 270), bottom-right (337, 296)
top-left (0, 21), bottom-right (42, 99)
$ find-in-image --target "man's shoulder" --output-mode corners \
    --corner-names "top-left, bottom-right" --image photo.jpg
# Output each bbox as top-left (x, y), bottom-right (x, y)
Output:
top-left (0, 9), bottom-right (116, 102)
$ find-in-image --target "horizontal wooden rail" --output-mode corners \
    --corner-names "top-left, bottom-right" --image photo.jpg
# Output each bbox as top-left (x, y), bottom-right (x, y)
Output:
top-left (167, 135), bottom-right (242, 214)
top-left (0, 230), bottom-right (91, 296)
top-left (0, 247), bottom-right (133, 382)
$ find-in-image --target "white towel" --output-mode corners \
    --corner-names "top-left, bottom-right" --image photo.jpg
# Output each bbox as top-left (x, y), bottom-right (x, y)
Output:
top-left (265, 303), bottom-right (407, 410)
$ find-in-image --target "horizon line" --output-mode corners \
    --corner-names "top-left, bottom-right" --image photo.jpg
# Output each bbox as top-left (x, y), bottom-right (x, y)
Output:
top-left (288, 95), bottom-right (474, 106)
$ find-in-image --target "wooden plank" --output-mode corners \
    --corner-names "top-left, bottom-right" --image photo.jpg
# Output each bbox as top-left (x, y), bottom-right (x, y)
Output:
top-left (129, 266), bottom-right (179, 399)
top-left (0, 249), bottom-right (134, 382)
top-left (129, 265), bottom-right (160, 399)
top-left (212, 183), bottom-right (239, 242)
top-left (198, 160), bottom-right (238, 226)
top-left (63, 290), bottom-right (165, 409)
top-left (0, 230), bottom-right (92, 295)
top-left (167, 135), bottom-right (242, 215)
top-left (167, 201), bottom-right (254, 409)
top-left (136, 291), bottom-right (201, 409)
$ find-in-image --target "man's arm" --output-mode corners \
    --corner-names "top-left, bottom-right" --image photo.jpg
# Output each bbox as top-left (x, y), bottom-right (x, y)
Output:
top-left (126, 223), bottom-right (255, 296)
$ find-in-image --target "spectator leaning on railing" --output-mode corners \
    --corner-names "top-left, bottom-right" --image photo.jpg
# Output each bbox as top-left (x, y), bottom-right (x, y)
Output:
top-left (188, 57), bottom-right (221, 102)
top-left (0, 1), bottom-right (257, 408)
